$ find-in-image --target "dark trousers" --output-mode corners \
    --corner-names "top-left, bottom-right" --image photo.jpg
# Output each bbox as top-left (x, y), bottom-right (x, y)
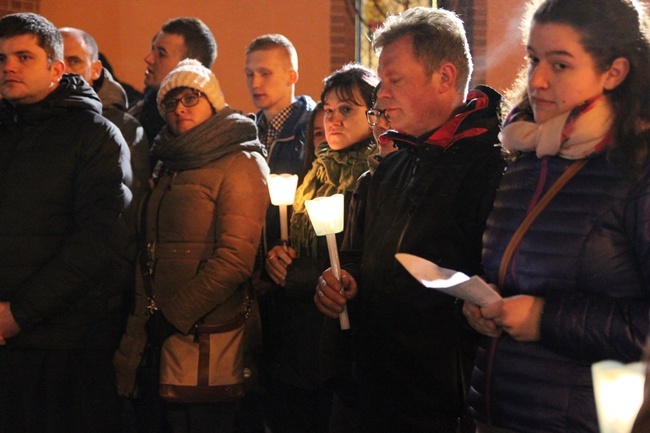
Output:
top-left (474, 420), bottom-right (518, 433)
top-left (166, 401), bottom-right (240, 433)
top-left (266, 382), bottom-right (331, 433)
top-left (356, 375), bottom-right (461, 433)
top-left (0, 347), bottom-right (121, 433)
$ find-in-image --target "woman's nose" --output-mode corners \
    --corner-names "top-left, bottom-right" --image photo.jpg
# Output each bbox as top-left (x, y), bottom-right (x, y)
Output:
top-left (528, 64), bottom-right (550, 90)
top-left (174, 102), bottom-right (187, 114)
top-left (326, 111), bottom-right (342, 125)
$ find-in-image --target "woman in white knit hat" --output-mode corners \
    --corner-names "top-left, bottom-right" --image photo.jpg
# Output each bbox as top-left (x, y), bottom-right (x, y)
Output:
top-left (114, 58), bottom-right (270, 433)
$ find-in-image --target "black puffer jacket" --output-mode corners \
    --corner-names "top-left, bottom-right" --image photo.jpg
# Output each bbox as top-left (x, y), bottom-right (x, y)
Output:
top-left (343, 85), bottom-right (505, 430)
top-left (468, 143), bottom-right (650, 432)
top-left (0, 74), bottom-right (132, 350)
top-left (96, 68), bottom-right (150, 206)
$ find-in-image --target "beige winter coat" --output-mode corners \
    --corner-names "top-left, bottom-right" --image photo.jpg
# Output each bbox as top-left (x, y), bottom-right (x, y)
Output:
top-left (114, 110), bottom-right (270, 396)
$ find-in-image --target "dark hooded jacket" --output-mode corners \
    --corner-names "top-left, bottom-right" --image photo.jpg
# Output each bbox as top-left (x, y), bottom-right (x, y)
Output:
top-left (341, 85), bottom-right (505, 431)
top-left (0, 74), bottom-right (132, 350)
top-left (96, 68), bottom-right (150, 205)
top-left (129, 87), bottom-right (165, 150)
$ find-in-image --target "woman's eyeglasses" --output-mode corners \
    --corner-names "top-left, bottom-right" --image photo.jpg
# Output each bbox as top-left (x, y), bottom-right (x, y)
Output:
top-left (161, 90), bottom-right (203, 113)
top-left (366, 108), bottom-right (390, 127)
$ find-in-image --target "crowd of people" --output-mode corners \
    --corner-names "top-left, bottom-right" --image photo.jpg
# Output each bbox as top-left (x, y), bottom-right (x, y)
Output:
top-left (1, 1), bottom-right (650, 432)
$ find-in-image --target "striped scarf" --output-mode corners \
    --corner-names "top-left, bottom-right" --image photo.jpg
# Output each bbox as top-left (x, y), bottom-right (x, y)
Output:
top-left (499, 95), bottom-right (614, 159)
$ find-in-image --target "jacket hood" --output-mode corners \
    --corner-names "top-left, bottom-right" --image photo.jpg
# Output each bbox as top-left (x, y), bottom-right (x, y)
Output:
top-left (385, 84), bottom-right (502, 151)
top-left (96, 69), bottom-right (128, 112)
top-left (0, 74), bottom-right (102, 122)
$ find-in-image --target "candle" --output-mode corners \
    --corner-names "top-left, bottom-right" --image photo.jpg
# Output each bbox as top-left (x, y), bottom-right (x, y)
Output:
top-left (305, 194), bottom-right (350, 330)
top-left (592, 359), bottom-right (646, 433)
top-left (267, 173), bottom-right (299, 243)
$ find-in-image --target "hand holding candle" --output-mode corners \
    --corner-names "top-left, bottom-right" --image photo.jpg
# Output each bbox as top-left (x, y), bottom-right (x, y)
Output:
top-left (305, 194), bottom-right (350, 330)
top-left (266, 244), bottom-right (296, 286)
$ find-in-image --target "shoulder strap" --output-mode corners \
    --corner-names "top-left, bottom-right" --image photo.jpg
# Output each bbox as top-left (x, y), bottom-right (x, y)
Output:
top-left (498, 159), bottom-right (588, 288)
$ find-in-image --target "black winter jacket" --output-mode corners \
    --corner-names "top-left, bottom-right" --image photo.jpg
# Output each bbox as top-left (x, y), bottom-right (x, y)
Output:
top-left (468, 143), bottom-right (650, 432)
top-left (0, 75), bottom-right (132, 350)
top-left (96, 68), bottom-right (150, 206)
top-left (342, 85), bottom-right (505, 431)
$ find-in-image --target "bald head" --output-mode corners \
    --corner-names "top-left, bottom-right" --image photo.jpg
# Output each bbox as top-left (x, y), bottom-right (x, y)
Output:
top-left (59, 27), bottom-right (102, 86)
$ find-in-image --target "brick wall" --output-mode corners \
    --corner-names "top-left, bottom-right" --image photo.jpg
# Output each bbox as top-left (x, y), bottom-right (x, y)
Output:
top-left (467, 0), bottom-right (487, 87)
top-left (330, 0), bottom-right (357, 73)
top-left (329, 0), bottom-right (487, 85)
top-left (0, 0), bottom-right (39, 17)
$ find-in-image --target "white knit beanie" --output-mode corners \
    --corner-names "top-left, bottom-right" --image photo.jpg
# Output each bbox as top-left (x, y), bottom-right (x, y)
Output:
top-left (157, 58), bottom-right (226, 117)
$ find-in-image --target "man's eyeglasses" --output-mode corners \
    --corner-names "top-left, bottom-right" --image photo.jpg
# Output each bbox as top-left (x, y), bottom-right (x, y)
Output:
top-left (366, 108), bottom-right (389, 127)
top-left (161, 90), bottom-right (203, 113)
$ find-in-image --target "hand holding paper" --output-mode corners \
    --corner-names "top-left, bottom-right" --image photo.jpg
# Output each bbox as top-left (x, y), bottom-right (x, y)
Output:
top-left (395, 253), bottom-right (501, 306)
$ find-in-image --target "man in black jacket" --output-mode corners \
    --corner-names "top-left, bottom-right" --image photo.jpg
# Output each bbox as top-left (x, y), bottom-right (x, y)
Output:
top-left (314, 7), bottom-right (505, 433)
top-left (60, 27), bottom-right (150, 206)
top-left (0, 13), bottom-right (132, 433)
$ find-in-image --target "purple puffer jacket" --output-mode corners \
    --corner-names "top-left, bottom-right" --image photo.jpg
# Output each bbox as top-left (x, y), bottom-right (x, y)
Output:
top-left (468, 144), bottom-right (650, 432)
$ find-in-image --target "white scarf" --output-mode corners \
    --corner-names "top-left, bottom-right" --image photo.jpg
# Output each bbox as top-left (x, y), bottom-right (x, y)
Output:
top-left (499, 95), bottom-right (614, 159)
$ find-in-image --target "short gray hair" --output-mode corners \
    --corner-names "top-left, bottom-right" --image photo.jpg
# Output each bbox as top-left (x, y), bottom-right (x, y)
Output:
top-left (59, 27), bottom-right (99, 61)
top-left (372, 7), bottom-right (472, 95)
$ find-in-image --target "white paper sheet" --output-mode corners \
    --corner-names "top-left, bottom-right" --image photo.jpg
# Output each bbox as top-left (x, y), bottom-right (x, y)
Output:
top-left (395, 253), bottom-right (502, 306)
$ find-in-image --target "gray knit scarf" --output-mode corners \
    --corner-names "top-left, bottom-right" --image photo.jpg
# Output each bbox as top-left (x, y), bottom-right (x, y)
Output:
top-left (151, 107), bottom-right (265, 170)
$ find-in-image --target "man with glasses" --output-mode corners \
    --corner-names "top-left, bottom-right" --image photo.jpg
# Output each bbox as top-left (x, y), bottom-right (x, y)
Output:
top-left (315, 7), bottom-right (505, 433)
top-left (365, 107), bottom-right (388, 126)
top-left (366, 83), bottom-right (396, 159)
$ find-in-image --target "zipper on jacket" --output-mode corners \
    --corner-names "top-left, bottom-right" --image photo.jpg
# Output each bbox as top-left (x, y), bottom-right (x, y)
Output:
top-left (266, 133), bottom-right (297, 166)
top-left (154, 170), bottom-right (176, 243)
top-left (411, 154), bottom-right (420, 177)
top-left (145, 241), bottom-right (157, 314)
top-left (396, 150), bottom-right (421, 252)
top-left (147, 169), bottom-right (175, 312)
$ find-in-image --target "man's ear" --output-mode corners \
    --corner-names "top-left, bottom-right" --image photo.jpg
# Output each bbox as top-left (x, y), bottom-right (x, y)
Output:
top-left (50, 60), bottom-right (65, 82)
top-left (288, 69), bottom-right (298, 86)
top-left (90, 60), bottom-right (102, 82)
top-left (436, 62), bottom-right (458, 93)
top-left (603, 57), bottom-right (630, 91)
